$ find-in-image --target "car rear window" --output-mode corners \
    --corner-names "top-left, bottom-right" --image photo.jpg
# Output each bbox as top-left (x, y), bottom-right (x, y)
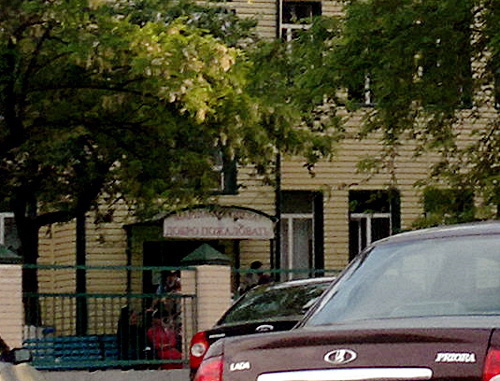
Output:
top-left (306, 235), bottom-right (500, 326)
top-left (220, 282), bottom-right (331, 324)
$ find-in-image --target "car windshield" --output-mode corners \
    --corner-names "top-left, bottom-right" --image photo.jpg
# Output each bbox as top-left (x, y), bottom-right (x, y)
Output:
top-left (220, 281), bottom-right (331, 325)
top-left (306, 235), bottom-right (500, 326)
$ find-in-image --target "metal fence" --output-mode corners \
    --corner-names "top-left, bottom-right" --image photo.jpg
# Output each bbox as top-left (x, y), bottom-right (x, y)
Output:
top-left (22, 264), bottom-right (196, 370)
top-left (21, 264), bottom-right (341, 370)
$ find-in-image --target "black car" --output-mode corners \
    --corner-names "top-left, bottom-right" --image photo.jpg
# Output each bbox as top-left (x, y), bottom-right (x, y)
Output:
top-left (189, 277), bottom-right (335, 375)
top-left (194, 221), bottom-right (500, 381)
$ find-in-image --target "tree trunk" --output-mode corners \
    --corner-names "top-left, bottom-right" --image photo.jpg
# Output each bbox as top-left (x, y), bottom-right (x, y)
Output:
top-left (11, 193), bottom-right (40, 326)
top-left (17, 216), bottom-right (41, 326)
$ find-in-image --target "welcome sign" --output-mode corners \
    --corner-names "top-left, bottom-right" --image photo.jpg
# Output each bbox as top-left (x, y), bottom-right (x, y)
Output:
top-left (163, 207), bottom-right (275, 240)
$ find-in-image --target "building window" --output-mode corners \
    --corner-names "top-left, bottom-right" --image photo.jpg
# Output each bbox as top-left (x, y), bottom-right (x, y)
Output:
top-left (416, 12), bottom-right (473, 109)
top-left (349, 190), bottom-right (400, 260)
top-left (212, 150), bottom-right (238, 195)
top-left (422, 187), bottom-right (475, 224)
top-left (0, 213), bottom-right (20, 251)
top-left (348, 74), bottom-right (374, 107)
top-left (280, 191), bottom-right (323, 280)
top-left (279, 0), bottom-right (321, 41)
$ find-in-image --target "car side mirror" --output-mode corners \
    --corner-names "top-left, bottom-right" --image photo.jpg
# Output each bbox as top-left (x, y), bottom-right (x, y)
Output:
top-left (11, 348), bottom-right (32, 364)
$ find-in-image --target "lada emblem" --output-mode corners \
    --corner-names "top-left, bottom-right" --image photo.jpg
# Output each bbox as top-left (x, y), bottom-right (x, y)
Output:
top-left (324, 349), bottom-right (358, 365)
top-left (255, 324), bottom-right (274, 332)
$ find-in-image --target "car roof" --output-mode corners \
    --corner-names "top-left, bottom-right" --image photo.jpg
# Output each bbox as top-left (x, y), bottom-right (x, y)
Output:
top-left (251, 277), bottom-right (336, 291)
top-left (372, 220), bottom-right (500, 246)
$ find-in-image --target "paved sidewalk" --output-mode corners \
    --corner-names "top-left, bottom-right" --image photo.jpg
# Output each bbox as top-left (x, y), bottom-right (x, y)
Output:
top-left (43, 368), bottom-right (189, 381)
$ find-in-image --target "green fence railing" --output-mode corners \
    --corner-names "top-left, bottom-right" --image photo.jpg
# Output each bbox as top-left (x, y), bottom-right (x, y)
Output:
top-left (21, 264), bottom-right (342, 370)
top-left (22, 264), bottom-right (196, 370)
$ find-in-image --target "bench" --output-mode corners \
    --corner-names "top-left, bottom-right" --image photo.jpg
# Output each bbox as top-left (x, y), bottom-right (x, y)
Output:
top-left (23, 334), bottom-right (118, 370)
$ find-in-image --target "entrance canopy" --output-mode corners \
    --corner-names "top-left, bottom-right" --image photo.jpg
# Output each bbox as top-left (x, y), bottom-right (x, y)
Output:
top-left (163, 206), bottom-right (275, 240)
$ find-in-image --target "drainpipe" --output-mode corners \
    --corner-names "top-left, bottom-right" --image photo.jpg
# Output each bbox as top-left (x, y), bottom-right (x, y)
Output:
top-left (276, 0), bottom-right (282, 39)
top-left (233, 240), bottom-right (241, 291)
top-left (76, 212), bottom-right (88, 335)
top-left (125, 225), bottom-right (132, 299)
top-left (274, 152), bottom-right (282, 281)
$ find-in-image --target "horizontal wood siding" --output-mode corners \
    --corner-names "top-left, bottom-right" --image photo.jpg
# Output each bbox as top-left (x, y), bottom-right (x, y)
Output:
top-left (0, 265), bottom-right (23, 347)
top-left (278, 113), bottom-right (437, 265)
top-left (218, 165), bottom-right (275, 269)
top-left (322, 1), bottom-right (346, 17)
top-left (228, 0), bottom-right (277, 40)
top-left (225, 0), bottom-right (345, 40)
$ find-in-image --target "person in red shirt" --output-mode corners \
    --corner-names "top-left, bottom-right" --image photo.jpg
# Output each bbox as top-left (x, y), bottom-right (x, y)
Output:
top-left (147, 311), bottom-right (182, 369)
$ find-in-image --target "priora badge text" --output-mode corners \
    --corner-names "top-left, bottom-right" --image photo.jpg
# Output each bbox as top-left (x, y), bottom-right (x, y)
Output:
top-left (230, 361), bottom-right (251, 371)
top-left (435, 353), bottom-right (476, 363)
top-left (324, 349), bottom-right (358, 365)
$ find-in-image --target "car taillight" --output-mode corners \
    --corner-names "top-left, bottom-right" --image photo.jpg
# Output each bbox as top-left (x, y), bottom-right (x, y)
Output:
top-left (190, 331), bottom-right (210, 370)
top-left (484, 348), bottom-right (500, 381)
top-left (193, 355), bottom-right (224, 381)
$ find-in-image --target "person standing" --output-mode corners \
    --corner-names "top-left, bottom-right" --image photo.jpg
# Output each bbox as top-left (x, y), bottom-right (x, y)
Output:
top-left (146, 310), bottom-right (182, 370)
top-left (117, 306), bottom-right (147, 368)
top-left (239, 261), bottom-right (271, 294)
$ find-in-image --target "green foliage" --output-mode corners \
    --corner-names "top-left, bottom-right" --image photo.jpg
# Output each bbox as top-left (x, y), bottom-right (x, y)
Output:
top-left (412, 186), bottom-right (477, 228)
top-left (333, 0), bottom-right (475, 134)
top-left (243, 18), bottom-right (344, 178)
top-left (294, 0), bottom-right (499, 218)
top-left (0, 0), bottom-right (338, 260)
top-left (100, 0), bottom-right (258, 47)
top-left (1, 0), bottom-right (252, 220)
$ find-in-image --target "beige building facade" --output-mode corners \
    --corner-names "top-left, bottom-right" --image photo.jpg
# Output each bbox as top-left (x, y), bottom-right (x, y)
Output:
top-left (27, 0), bottom-right (496, 344)
top-left (35, 0), bottom-right (497, 294)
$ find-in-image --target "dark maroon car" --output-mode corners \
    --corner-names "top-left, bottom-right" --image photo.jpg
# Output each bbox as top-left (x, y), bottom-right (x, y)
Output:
top-left (194, 221), bottom-right (500, 381)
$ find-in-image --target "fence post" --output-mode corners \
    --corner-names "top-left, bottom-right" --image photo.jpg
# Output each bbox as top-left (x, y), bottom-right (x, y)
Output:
top-left (181, 244), bottom-right (232, 352)
top-left (0, 247), bottom-right (23, 348)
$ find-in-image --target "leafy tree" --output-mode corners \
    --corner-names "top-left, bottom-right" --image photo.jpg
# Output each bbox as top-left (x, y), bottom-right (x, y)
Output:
top-left (244, 17), bottom-right (344, 175)
top-left (0, 0), bottom-right (337, 323)
top-left (293, 0), bottom-right (499, 221)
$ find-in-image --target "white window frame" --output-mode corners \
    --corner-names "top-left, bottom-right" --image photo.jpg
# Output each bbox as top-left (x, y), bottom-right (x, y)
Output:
top-left (281, 212), bottom-right (314, 280)
top-left (363, 75), bottom-right (373, 106)
top-left (350, 212), bottom-right (391, 254)
top-left (281, 24), bottom-right (310, 42)
top-left (349, 74), bottom-right (374, 106)
top-left (0, 212), bottom-right (14, 245)
top-left (211, 149), bottom-right (226, 192)
top-left (279, 0), bottom-right (319, 41)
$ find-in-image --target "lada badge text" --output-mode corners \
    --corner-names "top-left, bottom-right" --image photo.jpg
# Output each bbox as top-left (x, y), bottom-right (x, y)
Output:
top-left (230, 361), bottom-right (251, 371)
